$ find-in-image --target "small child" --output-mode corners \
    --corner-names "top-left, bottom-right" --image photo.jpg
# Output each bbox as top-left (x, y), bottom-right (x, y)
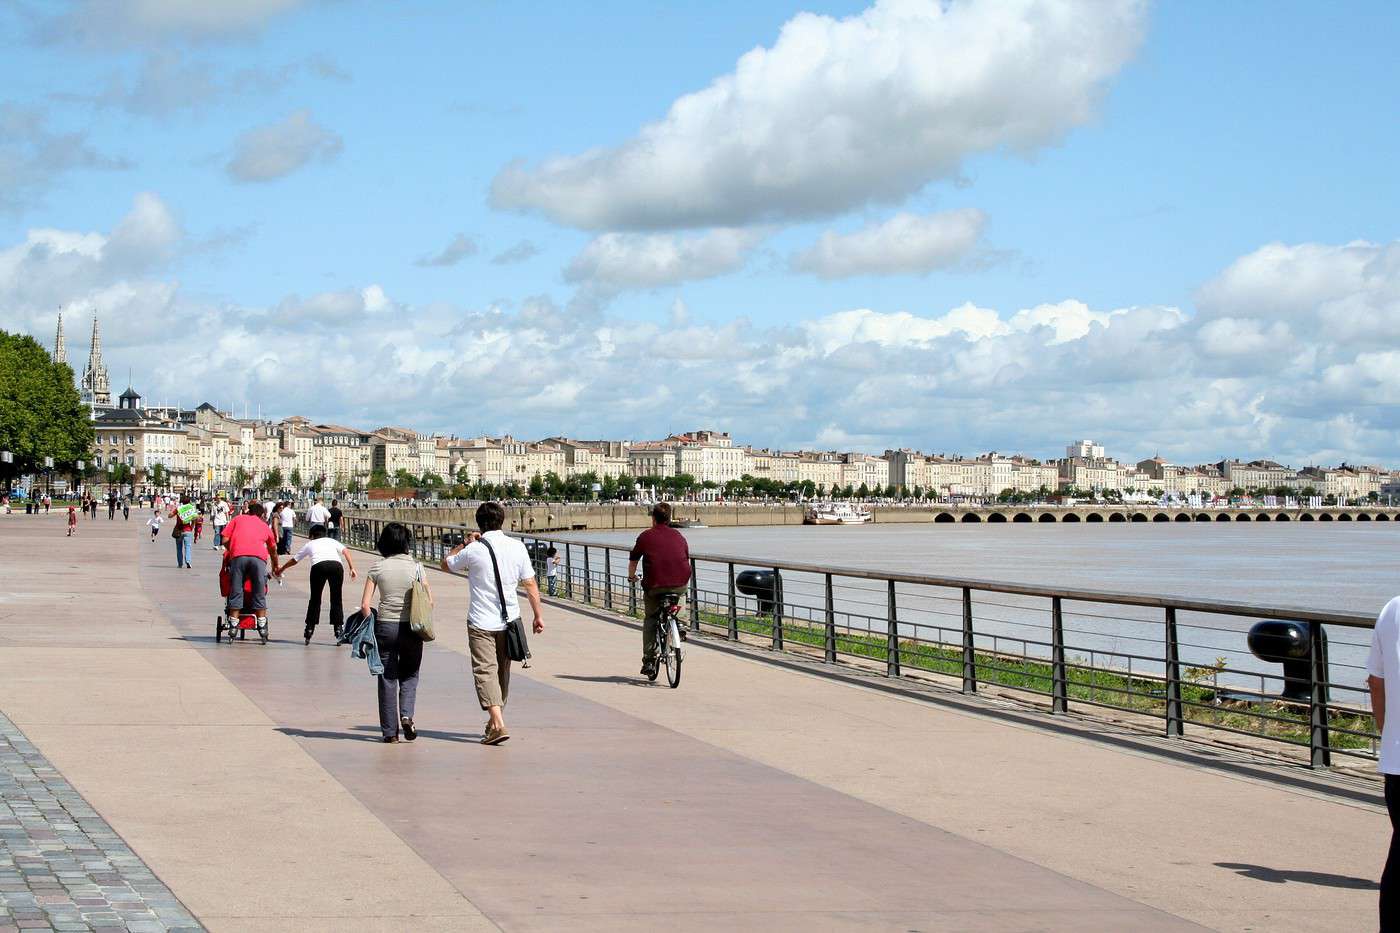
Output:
top-left (194, 514), bottom-right (204, 543)
top-left (147, 511), bottom-right (163, 541)
top-left (66, 506), bottom-right (77, 537)
top-left (545, 546), bottom-right (560, 596)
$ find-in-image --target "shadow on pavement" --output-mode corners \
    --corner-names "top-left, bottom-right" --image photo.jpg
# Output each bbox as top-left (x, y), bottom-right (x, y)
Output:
top-left (553, 674), bottom-right (654, 687)
top-left (277, 727), bottom-right (383, 743)
top-left (1215, 862), bottom-right (1378, 889)
top-left (349, 725), bottom-right (482, 743)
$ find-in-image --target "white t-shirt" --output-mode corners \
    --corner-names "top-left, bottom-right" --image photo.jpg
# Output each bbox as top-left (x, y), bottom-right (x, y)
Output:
top-left (213, 501), bottom-right (230, 526)
top-left (294, 538), bottom-right (347, 567)
top-left (1368, 597), bottom-right (1400, 774)
top-left (546, 556), bottom-right (561, 578)
top-left (280, 507), bottom-right (296, 529)
top-left (444, 531), bottom-right (534, 632)
top-left (306, 504), bottom-right (331, 526)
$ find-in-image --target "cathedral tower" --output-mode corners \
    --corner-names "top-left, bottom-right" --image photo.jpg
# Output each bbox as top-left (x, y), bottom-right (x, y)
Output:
top-left (53, 311), bottom-right (67, 365)
top-left (80, 317), bottom-right (112, 409)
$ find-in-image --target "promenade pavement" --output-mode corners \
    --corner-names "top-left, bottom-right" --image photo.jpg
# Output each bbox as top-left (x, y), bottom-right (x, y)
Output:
top-left (0, 511), bottom-right (1387, 931)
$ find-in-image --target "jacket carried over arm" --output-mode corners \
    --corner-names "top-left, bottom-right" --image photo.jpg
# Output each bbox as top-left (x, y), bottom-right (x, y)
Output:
top-left (339, 608), bottom-right (384, 676)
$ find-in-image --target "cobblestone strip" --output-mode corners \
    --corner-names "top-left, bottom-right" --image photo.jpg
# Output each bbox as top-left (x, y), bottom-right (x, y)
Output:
top-left (0, 714), bottom-right (202, 933)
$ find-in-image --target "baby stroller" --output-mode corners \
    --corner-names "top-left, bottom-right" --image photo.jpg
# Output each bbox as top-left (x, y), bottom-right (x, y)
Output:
top-left (216, 556), bottom-right (269, 644)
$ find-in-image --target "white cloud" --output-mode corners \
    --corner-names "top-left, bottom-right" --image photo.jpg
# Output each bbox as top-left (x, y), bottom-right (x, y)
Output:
top-left (6, 216), bottom-right (1400, 467)
top-left (415, 234), bottom-right (478, 268)
top-left (491, 0), bottom-right (1146, 230)
top-left (49, 0), bottom-right (310, 45)
top-left (225, 110), bottom-right (342, 183)
top-left (564, 228), bottom-right (761, 293)
top-left (792, 209), bottom-right (987, 278)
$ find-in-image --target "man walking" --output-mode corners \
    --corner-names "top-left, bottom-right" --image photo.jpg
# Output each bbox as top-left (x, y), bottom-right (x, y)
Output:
top-left (627, 502), bottom-right (691, 679)
top-left (306, 497), bottom-right (330, 530)
top-left (327, 499), bottom-right (343, 540)
top-left (278, 500), bottom-right (296, 555)
top-left (442, 501), bottom-right (544, 746)
top-left (1370, 601), bottom-right (1400, 930)
top-left (211, 497), bottom-right (230, 549)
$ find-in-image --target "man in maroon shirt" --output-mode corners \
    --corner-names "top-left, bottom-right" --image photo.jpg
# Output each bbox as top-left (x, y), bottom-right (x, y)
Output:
top-left (628, 502), bottom-right (691, 678)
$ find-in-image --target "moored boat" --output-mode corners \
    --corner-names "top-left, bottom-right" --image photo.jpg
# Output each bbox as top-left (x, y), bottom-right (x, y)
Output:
top-left (803, 503), bottom-right (873, 525)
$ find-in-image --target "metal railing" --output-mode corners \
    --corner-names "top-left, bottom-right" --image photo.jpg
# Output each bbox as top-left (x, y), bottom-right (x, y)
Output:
top-left (316, 514), bottom-right (1379, 770)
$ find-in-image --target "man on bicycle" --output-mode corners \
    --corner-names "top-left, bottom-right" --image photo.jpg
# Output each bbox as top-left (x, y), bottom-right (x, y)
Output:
top-left (627, 502), bottom-right (691, 679)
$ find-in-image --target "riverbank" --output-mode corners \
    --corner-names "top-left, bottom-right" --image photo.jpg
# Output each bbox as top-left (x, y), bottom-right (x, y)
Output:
top-left (351, 501), bottom-right (1400, 531)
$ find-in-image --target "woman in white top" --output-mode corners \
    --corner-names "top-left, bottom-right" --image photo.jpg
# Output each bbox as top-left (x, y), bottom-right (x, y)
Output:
top-left (278, 523), bottom-right (358, 644)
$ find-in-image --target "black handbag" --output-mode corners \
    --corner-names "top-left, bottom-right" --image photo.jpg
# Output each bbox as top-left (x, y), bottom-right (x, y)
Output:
top-left (482, 538), bottom-right (531, 662)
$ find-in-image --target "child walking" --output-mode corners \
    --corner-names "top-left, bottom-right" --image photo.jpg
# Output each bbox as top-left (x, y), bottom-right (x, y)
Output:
top-left (147, 511), bottom-right (163, 541)
top-left (67, 506), bottom-right (78, 537)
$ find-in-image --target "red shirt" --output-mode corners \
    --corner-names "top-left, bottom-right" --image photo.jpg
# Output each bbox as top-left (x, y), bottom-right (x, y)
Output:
top-left (223, 514), bottom-right (277, 562)
top-left (629, 524), bottom-right (691, 589)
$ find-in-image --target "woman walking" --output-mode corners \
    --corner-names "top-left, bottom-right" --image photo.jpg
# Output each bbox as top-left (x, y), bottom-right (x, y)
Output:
top-left (279, 523), bottom-right (358, 644)
top-left (169, 494), bottom-right (196, 568)
top-left (442, 501), bottom-right (544, 745)
top-left (357, 522), bottom-right (428, 743)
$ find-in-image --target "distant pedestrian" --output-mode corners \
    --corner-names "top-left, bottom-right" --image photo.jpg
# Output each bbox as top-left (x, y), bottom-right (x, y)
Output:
top-left (1369, 600), bottom-right (1400, 930)
top-left (328, 499), bottom-right (343, 540)
top-left (169, 494), bottom-right (196, 568)
top-left (212, 498), bottom-right (230, 549)
top-left (66, 506), bottom-right (77, 537)
top-left (108, 495), bottom-right (116, 520)
top-left (147, 510), bottom-right (163, 541)
top-left (358, 523), bottom-right (426, 743)
top-left (278, 501), bottom-right (296, 555)
top-left (121, 498), bottom-right (129, 520)
top-left (545, 546), bottom-right (561, 596)
top-left (441, 501), bottom-right (544, 746)
top-left (305, 497), bottom-right (330, 529)
top-left (279, 523), bottom-right (358, 644)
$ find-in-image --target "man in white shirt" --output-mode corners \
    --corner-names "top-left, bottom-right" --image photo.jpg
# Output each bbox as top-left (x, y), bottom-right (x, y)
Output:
top-left (212, 498), bottom-right (231, 549)
top-left (305, 498), bottom-right (331, 528)
top-left (278, 524), bottom-right (357, 644)
top-left (279, 502), bottom-right (297, 555)
top-left (1368, 597), bottom-right (1400, 929)
top-left (442, 501), bottom-right (544, 746)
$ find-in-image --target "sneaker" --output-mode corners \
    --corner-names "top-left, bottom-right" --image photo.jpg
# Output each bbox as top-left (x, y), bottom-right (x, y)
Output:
top-left (482, 724), bottom-right (510, 745)
top-left (640, 661), bottom-right (658, 678)
top-left (382, 735), bottom-right (399, 744)
top-left (401, 718), bottom-right (417, 741)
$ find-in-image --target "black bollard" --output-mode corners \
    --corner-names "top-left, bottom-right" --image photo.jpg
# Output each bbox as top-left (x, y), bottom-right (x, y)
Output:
top-left (735, 569), bottom-right (777, 616)
top-left (1246, 620), bottom-right (1322, 702)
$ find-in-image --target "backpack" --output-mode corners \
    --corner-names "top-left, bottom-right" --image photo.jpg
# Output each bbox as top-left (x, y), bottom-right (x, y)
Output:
top-left (405, 563), bottom-right (435, 641)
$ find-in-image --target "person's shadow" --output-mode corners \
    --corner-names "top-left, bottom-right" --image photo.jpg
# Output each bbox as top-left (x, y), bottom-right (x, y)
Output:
top-left (1214, 862), bottom-right (1378, 890)
top-left (554, 674), bottom-right (655, 687)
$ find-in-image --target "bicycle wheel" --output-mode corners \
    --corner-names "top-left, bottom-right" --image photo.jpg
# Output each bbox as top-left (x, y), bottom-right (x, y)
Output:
top-left (664, 641), bottom-right (682, 688)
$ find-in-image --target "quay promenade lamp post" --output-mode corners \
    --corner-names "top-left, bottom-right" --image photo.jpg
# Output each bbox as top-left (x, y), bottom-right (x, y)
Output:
top-left (75, 461), bottom-right (85, 500)
top-left (43, 456), bottom-right (53, 501)
top-left (0, 450), bottom-right (12, 499)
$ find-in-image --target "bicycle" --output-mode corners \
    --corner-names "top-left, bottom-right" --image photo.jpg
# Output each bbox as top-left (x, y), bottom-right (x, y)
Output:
top-left (646, 591), bottom-right (684, 688)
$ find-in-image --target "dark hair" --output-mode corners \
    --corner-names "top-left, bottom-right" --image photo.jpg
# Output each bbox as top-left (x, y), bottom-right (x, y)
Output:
top-left (247, 501), bottom-right (265, 518)
top-left (546, 546), bottom-right (557, 557)
top-left (309, 523), bottom-right (326, 539)
top-left (331, 499), bottom-right (338, 506)
top-left (651, 502), bottom-right (672, 525)
top-left (476, 501), bottom-right (505, 532)
top-left (377, 521), bottom-right (413, 557)
top-left (180, 493), bottom-right (191, 504)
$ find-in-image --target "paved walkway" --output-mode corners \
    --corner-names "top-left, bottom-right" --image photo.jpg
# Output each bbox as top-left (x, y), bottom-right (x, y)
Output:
top-left (0, 513), bottom-right (1387, 931)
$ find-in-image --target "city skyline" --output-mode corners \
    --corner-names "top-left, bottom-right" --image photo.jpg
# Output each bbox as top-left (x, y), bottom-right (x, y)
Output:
top-left (2, 2), bottom-right (1398, 466)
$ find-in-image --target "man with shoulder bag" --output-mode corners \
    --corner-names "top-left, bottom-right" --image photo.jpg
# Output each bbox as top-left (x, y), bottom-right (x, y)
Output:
top-left (442, 501), bottom-right (544, 745)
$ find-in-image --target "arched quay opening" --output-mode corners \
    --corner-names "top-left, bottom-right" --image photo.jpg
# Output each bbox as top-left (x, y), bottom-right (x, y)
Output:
top-left (1013, 513), bottom-right (1033, 523)
top-left (1038, 513), bottom-right (1057, 523)
top-left (1062, 513), bottom-right (1081, 523)
top-left (934, 513), bottom-right (955, 524)
top-left (961, 513), bottom-right (982, 523)
top-left (1087, 513), bottom-right (1104, 523)
top-left (988, 513), bottom-right (1007, 523)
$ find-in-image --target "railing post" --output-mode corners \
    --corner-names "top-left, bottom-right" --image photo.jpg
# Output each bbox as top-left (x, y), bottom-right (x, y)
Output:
top-left (1051, 596), bottom-right (1068, 714)
top-left (772, 567), bottom-right (784, 651)
top-left (1309, 621), bottom-right (1331, 768)
top-left (961, 587), bottom-right (977, 694)
top-left (727, 562), bottom-right (738, 641)
top-left (582, 545), bottom-right (592, 604)
top-left (886, 580), bottom-right (900, 677)
top-left (689, 558), bottom-right (700, 632)
top-left (823, 573), bottom-right (836, 663)
top-left (603, 548), bottom-right (613, 610)
top-left (564, 543), bottom-right (573, 599)
top-left (1164, 606), bottom-right (1183, 737)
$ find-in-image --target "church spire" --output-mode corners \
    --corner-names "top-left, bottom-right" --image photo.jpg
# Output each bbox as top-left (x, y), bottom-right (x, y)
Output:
top-left (81, 316), bottom-right (112, 409)
top-left (53, 310), bottom-right (67, 365)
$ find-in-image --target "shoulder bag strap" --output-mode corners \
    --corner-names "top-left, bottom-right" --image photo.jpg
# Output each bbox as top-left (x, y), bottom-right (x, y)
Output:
top-left (480, 538), bottom-right (511, 623)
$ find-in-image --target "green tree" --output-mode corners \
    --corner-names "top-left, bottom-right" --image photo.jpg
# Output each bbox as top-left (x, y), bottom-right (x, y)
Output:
top-left (0, 330), bottom-right (95, 489)
top-left (151, 463), bottom-right (168, 490)
top-left (261, 467), bottom-right (283, 492)
top-left (420, 471), bottom-right (445, 489)
top-left (290, 467), bottom-right (303, 490)
top-left (393, 468), bottom-right (417, 488)
top-left (528, 472), bottom-right (545, 497)
top-left (232, 467), bottom-right (252, 492)
top-left (857, 482), bottom-right (870, 499)
top-left (616, 474), bottom-right (637, 500)
top-left (601, 474), bottom-right (618, 499)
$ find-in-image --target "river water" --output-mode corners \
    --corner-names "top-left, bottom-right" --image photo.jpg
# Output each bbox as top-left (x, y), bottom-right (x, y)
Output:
top-left (555, 523), bottom-right (1397, 698)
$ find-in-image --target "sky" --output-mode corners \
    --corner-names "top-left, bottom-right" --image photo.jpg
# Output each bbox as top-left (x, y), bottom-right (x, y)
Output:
top-left (2, 0), bottom-right (1398, 467)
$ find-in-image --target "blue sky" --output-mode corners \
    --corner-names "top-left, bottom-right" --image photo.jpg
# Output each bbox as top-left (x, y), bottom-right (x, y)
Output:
top-left (2, 1), bottom-right (1398, 465)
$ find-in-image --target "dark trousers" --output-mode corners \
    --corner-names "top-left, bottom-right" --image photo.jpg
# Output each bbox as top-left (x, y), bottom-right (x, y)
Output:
top-left (375, 621), bottom-right (422, 739)
top-left (279, 527), bottom-right (292, 554)
top-left (1385, 775), bottom-right (1400, 931)
top-left (305, 561), bottom-right (344, 633)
